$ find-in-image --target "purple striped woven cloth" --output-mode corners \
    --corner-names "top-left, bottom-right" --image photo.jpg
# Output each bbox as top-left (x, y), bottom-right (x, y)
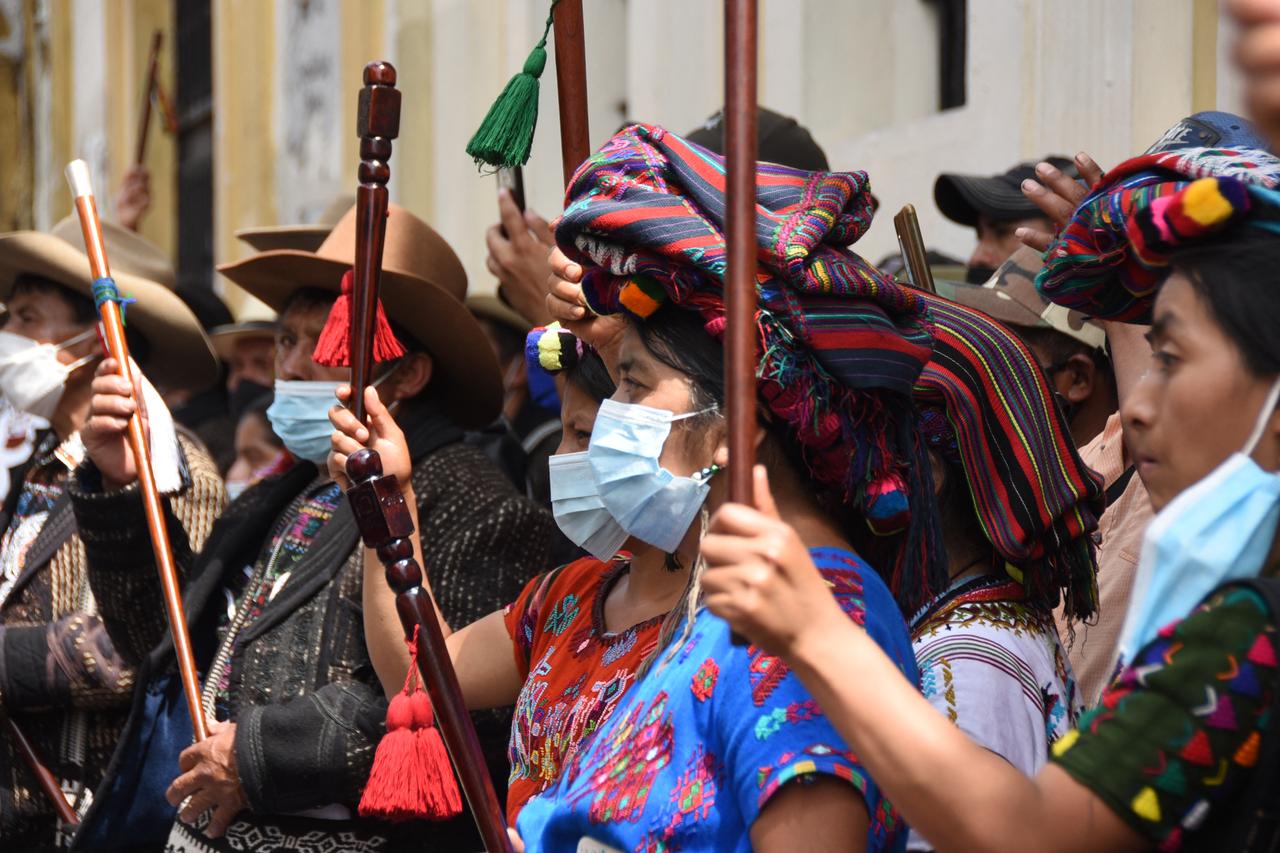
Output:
top-left (554, 123), bottom-right (947, 613)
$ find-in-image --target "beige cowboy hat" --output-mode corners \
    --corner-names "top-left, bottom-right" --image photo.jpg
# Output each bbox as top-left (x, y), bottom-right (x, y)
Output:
top-left (467, 294), bottom-right (531, 336)
top-left (0, 217), bottom-right (218, 391)
top-left (209, 320), bottom-right (277, 363)
top-left (217, 203), bottom-right (502, 428)
top-left (233, 195), bottom-right (355, 254)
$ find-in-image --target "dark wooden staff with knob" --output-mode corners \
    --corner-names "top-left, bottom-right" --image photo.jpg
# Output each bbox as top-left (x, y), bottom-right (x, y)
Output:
top-left (341, 61), bottom-right (514, 853)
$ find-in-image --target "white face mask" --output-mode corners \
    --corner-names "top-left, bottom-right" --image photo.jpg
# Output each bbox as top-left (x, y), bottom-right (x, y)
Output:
top-left (1114, 375), bottom-right (1280, 670)
top-left (0, 328), bottom-right (98, 420)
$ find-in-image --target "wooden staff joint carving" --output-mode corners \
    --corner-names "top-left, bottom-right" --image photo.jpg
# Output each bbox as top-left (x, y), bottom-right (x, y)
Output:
top-left (345, 60), bottom-right (512, 852)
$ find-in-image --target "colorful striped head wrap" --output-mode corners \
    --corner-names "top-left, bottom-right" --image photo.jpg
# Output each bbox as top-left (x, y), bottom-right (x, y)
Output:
top-left (554, 123), bottom-right (945, 613)
top-left (1037, 145), bottom-right (1280, 322)
top-left (914, 294), bottom-right (1103, 621)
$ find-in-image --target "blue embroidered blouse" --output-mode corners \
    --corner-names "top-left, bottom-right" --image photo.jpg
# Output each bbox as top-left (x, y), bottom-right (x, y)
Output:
top-left (516, 547), bottom-right (917, 852)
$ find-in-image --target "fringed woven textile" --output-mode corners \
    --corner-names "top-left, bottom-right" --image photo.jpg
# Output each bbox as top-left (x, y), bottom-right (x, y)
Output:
top-left (915, 294), bottom-right (1104, 621)
top-left (1036, 146), bottom-right (1280, 323)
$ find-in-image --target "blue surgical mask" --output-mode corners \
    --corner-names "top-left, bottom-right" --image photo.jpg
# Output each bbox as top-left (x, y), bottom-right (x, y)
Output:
top-left (549, 451), bottom-right (629, 561)
top-left (265, 380), bottom-right (343, 465)
top-left (1115, 376), bottom-right (1280, 669)
top-left (587, 398), bottom-right (718, 554)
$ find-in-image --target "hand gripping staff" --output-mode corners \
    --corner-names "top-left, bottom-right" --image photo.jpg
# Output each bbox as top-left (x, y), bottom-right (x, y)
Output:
top-left (64, 160), bottom-right (209, 743)
top-left (340, 62), bottom-right (515, 853)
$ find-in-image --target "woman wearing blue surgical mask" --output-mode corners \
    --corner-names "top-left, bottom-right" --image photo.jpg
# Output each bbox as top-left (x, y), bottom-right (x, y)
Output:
top-left (330, 328), bottom-right (689, 823)
top-left (509, 124), bottom-right (945, 853)
top-left (700, 178), bottom-right (1280, 851)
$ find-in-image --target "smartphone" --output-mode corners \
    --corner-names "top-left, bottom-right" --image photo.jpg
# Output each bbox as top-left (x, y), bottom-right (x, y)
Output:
top-left (893, 204), bottom-right (937, 294)
top-left (497, 166), bottom-right (526, 216)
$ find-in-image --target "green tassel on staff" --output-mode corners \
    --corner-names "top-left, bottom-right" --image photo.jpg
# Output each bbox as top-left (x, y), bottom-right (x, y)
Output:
top-left (466, 0), bottom-right (560, 169)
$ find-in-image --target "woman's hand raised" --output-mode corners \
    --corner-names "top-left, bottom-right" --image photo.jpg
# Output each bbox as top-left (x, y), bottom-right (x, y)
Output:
top-left (1016, 152), bottom-right (1106, 253)
top-left (701, 466), bottom-right (850, 660)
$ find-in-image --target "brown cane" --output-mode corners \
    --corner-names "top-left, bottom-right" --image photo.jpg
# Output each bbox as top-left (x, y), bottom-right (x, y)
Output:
top-left (552, 0), bottom-right (590, 185)
top-left (342, 62), bottom-right (514, 852)
top-left (135, 31), bottom-right (164, 166)
top-left (64, 160), bottom-right (209, 743)
top-left (724, 0), bottom-right (759, 505)
top-left (2, 714), bottom-right (78, 825)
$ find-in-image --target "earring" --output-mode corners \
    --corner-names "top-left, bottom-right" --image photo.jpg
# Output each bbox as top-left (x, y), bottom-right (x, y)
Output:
top-left (694, 463), bottom-right (723, 482)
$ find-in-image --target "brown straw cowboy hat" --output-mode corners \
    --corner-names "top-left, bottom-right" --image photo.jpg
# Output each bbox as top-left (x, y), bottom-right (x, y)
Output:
top-left (0, 216), bottom-right (218, 391)
top-left (218, 203), bottom-right (502, 428)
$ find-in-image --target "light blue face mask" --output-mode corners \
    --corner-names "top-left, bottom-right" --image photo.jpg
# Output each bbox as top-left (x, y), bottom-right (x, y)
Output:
top-left (266, 380), bottom-right (344, 465)
top-left (548, 451), bottom-right (630, 562)
top-left (1115, 375), bottom-right (1280, 669)
top-left (587, 398), bottom-right (719, 554)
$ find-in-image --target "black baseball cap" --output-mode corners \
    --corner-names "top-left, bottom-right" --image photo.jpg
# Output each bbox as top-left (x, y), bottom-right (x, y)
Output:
top-left (934, 156), bottom-right (1077, 228)
top-left (686, 106), bottom-right (829, 173)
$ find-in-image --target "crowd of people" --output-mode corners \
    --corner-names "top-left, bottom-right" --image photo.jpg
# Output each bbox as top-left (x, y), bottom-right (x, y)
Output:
top-left (0, 2), bottom-right (1279, 851)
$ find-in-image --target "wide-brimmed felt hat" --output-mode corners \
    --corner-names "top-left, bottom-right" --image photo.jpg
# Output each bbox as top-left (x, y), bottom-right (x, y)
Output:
top-left (233, 195), bottom-right (354, 253)
top-left (467, 294), bottom-right (530, 337)
top-left (217, 203), bottom-right (501, 428)
top-left (0, 216), bottom-right (218, 391)
top-left (210, 320), bottom-right (277, 363)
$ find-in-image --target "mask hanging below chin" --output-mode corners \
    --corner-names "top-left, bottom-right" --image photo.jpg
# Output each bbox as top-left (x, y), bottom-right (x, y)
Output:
top-left (1113, 375), bottom-right (1280, 672)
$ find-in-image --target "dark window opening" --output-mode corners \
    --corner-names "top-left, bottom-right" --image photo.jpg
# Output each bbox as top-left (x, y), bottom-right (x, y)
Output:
top-left (173, 0), bottom-right (213, 296)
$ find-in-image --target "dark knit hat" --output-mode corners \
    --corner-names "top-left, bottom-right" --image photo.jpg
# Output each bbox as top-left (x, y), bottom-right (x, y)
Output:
top-left (685, 106), bottom-right (829, 172)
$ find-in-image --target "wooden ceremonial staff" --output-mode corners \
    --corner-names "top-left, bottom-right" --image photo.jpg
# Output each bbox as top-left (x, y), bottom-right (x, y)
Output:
top-left (2, 714), bottom-right (78, 825)
top-left (551, 0), bottom-right (589, 185)
top-left (341, 62), bottom-right (514, 853)
top-left (65, 160), bottom-right (209, 743)
top-left (135, 30), bottom-right (164, 166)
top-left (724, 0), bottom-right (759, 504)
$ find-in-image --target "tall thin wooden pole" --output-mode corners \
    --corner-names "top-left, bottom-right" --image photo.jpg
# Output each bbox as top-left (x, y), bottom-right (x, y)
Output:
top-left (552, 0), bottom-right (590, 185)
top-left (65, 160), bottom-right (208, 743)
top-left (724, 0), bottom-right (758, 504)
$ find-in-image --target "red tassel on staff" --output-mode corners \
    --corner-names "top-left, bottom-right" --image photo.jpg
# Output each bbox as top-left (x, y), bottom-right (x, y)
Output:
top-left (313, 270), bottom-right (405, 367)
top-left (359, 626), bottom-right (463, 821)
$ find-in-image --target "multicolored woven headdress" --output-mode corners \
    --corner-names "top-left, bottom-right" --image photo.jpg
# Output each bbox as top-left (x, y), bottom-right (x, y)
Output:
top-left (555, 123), bottom-right (945, 613)
top-left (1037, 145), bottom-right (1280, 322)
top-left (914, 294), bottom-right (1103, 621)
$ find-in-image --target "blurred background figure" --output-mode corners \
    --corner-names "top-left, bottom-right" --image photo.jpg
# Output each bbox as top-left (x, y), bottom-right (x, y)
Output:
top-left (933, 157), bottom-right (1077, 284)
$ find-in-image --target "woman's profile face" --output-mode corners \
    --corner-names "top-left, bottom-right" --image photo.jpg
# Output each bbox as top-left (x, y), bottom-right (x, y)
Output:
top-left (555, 381), bottom-right (601, 455)
top-left (1122, 272), bottom-right (1279, 511)
top-left (609, 323), bottom-right (721, 478)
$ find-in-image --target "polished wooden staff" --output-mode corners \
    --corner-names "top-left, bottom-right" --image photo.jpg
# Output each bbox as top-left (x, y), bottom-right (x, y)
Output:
top-left (551, 0), bottom-right (590, 184)
top-left (2, 714), bottom-right (78, 825)
top-left (724, 0), bottom-right (759, 504)
top-left (341, 62), bottom-right (514, 852)
top-left (64, 160), bottom-right (208, 743)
